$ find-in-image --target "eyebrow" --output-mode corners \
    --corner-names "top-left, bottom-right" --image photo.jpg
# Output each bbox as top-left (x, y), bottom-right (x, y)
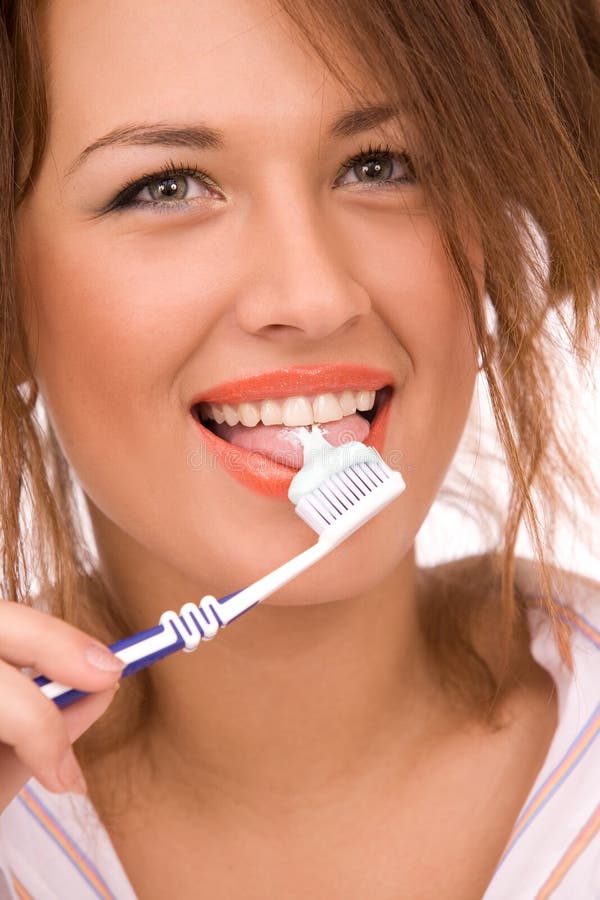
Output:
top-left (65, 104), bottom-right (399, 178)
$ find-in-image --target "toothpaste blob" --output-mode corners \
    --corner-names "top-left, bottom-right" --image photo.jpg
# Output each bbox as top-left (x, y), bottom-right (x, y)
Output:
top-left (288, 426), bottom-right (383, 504)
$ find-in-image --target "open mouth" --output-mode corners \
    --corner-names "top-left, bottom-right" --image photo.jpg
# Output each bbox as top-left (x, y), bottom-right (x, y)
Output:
top-left (188, 372), bottom-right (394, 499)
top-left (192, 386), bottom-right (389, 432)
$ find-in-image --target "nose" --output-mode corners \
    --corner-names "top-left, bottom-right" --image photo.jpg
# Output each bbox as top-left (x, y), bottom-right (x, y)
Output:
top-left (234, 196), bottom-right (371, 342)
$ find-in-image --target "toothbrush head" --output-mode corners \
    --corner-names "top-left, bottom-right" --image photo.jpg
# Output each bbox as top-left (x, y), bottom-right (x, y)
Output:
top-left (293, 451), bottom-right (405, 547)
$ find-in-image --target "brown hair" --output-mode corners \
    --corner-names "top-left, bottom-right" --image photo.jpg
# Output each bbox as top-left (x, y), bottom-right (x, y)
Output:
top-left (1, 0), bottom-right (599, 815)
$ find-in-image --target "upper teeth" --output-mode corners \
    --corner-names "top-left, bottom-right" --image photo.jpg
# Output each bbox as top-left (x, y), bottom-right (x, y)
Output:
top-left (198, 389), bottom-right (377, 428)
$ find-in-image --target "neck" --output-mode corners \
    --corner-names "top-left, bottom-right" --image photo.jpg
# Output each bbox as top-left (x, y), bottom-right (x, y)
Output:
top-left (97, 554), bottom-right (452, 822)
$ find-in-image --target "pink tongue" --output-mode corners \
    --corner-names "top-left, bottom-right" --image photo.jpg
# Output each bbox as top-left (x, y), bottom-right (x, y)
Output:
top-left (212, 413), bottom-right (370, 469)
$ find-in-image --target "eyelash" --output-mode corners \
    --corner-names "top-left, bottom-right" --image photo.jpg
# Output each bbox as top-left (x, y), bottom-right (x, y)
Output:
top-left (107, 159), bottom-right (215, 213)
top-left (107, 142), bottom-right (416, 214)
top-left (339, 142), bottom-right (415, 186)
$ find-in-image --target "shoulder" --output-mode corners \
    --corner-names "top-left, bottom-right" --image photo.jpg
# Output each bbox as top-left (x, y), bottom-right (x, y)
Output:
top-left (423, 551), bottom-right (600, 603)
top-left (420, 552), bottom-right (600, 645)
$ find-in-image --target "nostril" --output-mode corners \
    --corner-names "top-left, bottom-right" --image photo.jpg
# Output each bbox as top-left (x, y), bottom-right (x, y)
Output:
top-left (257, 323), bottom-right (307, 339)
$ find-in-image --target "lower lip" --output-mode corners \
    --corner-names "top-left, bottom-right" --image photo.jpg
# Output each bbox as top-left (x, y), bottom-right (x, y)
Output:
top-left (190, 391), bottom-right (393, 499)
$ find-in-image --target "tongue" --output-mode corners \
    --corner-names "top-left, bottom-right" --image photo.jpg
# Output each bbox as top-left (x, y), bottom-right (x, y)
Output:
top-left (211, 413), bottom-right (370, 468)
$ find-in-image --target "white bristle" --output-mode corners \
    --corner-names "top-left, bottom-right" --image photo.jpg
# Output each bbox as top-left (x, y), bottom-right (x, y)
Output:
top-left (321, 483), bottom-right (349, 512)
top-left (294, 458), bottom-right (406, 538)
top-left (359, 463), bottom-right (382, 486)
top-left (336, 470), bottom-right (362, 500)
top-left (343, 468), bottom-right (367, 495)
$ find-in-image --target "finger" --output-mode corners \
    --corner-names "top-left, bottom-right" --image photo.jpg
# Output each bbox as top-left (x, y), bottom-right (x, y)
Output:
top-left (0, 741), bottom-right (31, 810)
top-left (0, 658), bottom-right (88, 795)
top-left (0, 602), bottom-right (124, 691)
top-left (0, 683), bottom-right (119, 812)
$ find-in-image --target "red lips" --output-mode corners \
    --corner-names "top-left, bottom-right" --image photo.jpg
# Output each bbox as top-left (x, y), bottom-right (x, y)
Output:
top-left (189, 364), bottom-right (394, 499)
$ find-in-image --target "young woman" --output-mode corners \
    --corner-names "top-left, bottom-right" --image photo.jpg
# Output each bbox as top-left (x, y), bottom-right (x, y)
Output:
top-left (0, 0), bottom-right (599, 896)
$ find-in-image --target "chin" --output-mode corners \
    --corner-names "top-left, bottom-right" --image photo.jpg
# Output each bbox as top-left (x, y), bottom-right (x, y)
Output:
top-left (258, 517), bottom-right (412, 608)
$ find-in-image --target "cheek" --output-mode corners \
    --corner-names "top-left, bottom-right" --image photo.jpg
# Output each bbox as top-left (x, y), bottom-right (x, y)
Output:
top-left (16, 204), bottom-right (232, 430)
top-left (17, 229), bottom-right (156, 450)
top-left (15, 212), bottom-right (232, 560)
top-left (17, 224), bottom-right (200, 386)
top-left (352, 209), bottom-right (479, 383)
top-left (350, 214), bottom-right (480, 515)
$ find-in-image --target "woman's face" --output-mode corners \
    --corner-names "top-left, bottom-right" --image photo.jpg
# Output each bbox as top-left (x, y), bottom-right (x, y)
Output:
top-left (16, 0), bottom-right (484, 608)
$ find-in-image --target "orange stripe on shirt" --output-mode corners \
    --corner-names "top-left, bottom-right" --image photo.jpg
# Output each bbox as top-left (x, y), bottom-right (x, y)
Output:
top-left (501, 700), bottom-right (600, 859)
top-left (536, 802), bottom-right (600, 899)
top-left (527, 596), bottom-right (600, 648)
top-left (19, 786), bottom-right (115, 900)
top-left (556, 606), bottom-right (600, 648)
top-left (494, 599), bottom-right (600, 870)
top-left (10, 871), bottom-right (33, 900)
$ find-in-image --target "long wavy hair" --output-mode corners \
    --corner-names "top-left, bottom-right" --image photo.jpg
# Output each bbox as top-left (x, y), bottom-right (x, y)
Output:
top-left (1, 0), bottom-right (599, 818)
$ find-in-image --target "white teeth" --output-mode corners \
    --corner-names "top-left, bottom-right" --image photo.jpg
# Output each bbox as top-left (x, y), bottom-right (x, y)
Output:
top-left (313, 393), bottom-right (343, 423)
top-left (199, 387), bottom-right (380, 428)
top-left (211, 403), bottom-right (226, 424)
top-left (222, 403), bottom-right (240, 427)
top-left (238, 402), bottom-right (261, 427)
top-left (339, 390), bottom-right (357, 416)
top-left (282, 396), bottom-right (314, 427)
top-left (356, 390), bottom-right (375, 411)
top-left (260, 399), bottom-right (282, 426)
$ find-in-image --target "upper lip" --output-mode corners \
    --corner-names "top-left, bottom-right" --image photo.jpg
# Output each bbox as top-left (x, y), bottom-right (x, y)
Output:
top-left (189, 364), bottom-right (395, 407)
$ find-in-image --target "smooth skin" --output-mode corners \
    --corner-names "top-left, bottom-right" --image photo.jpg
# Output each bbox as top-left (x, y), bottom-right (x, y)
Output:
top-left (6, 0), bottom-right (559, 896)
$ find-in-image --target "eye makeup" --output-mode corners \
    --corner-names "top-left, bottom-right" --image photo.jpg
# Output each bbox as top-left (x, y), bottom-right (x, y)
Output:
top-left (101, 142), bottom-right (417, 215)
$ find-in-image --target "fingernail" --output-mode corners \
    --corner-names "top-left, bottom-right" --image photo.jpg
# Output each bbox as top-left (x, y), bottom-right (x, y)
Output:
top-left (85, 643), bottom-right (125, 673)
top-left (58, 749), bottom-right (87, 794)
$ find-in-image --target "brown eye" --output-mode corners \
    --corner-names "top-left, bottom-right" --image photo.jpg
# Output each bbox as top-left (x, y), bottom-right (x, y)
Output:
top-left (108, 164), bottom-right (223, 213)
top-left (147, 175), bottom-right (189, 201)
top-left (354, 154), bottom-right (395, 182)
top-left (337, 146), bottom-right (416, 188)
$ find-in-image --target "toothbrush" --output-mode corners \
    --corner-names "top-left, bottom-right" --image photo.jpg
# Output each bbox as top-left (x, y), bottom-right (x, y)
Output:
top-left (35, 431), bottom-right (405, 709)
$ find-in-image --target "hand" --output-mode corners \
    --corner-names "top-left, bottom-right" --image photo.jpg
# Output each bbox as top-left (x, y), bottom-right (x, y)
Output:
top-left (0, 602), bottom-right (124, 812)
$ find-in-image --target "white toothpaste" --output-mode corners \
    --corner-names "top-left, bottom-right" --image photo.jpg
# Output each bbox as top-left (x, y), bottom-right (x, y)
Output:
top-left (287, 425), bottom-right (383, 505)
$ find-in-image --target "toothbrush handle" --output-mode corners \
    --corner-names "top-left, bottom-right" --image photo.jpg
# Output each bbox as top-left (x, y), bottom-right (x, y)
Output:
top-left (36, 539), bottom-right (327, 710)
top-left (34, 590), bottom-right (242, 710)
top-left (33, 623), bottom-right (184, 710)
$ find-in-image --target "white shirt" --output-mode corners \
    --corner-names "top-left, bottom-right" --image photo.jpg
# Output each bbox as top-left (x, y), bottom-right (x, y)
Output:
top-left (1, 562), bottom-right (599, 899)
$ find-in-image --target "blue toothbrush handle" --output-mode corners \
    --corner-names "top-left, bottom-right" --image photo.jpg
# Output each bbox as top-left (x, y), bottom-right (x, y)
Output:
top-left (33, 623), bottom-right (185, 709)
top-left (34, 535), bottom-right (331, 710)
top-left (34, 589), bottom-right (251, 710)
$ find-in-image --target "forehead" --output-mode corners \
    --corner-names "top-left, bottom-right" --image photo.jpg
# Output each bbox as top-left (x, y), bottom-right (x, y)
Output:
top-left (39, 0), bottom-right (365, 148)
